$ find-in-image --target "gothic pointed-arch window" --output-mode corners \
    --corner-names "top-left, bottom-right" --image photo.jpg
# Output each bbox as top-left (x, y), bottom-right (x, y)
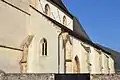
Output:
top-left (63, 16), bottom-right (67, 26)
top-left (40, 38), bottom-right (47, 56)
top-left (45, 4), bottom-right (50, 16)
top-left (73, 55), bottom-right (80, 73)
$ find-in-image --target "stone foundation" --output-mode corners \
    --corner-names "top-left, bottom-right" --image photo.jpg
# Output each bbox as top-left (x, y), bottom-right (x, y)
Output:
top-left (91, 74), bottom-right (120, 80)
top-left (0, 70), bottom-right (120, 80)
top-left (0, 71), bottom-right (54, 80)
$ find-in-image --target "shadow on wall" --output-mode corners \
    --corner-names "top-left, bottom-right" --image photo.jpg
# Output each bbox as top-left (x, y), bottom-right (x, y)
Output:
top-left (110, 54), bottom-right (120, 73)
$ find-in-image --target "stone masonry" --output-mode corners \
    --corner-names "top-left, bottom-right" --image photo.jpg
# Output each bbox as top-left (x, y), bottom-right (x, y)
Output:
top-left (0, 70), bottom-right (54, 80)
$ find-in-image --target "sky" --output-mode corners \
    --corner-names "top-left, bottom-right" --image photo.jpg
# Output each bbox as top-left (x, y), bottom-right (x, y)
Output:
top-left (63, 0), bottom-right (120, 51)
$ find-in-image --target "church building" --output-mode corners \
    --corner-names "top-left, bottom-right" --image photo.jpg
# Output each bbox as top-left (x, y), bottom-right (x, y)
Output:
top-left (0, 0), bottom-right (120, 74)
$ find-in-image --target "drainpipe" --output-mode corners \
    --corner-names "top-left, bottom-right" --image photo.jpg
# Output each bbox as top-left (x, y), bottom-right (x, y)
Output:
top-left (58, 32), bottom-right (63, 74)
top-left (58, 31), bottom-right (67, 74)
top-left (64, 40), bottom-right (66, 74)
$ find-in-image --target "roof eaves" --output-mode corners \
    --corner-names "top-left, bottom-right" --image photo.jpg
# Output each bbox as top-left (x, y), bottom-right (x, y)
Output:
top-left (96, 44), bottom-right (120, 55)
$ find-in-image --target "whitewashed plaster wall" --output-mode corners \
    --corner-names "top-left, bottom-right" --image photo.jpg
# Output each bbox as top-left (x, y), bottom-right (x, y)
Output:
top-left (31, 0), bottom-right (73, 30)
top-left (72, 38), bottom-right (90, 73)
top-left (89, 47), bottom-right (94, 74)
top-left (0, 0), bottom-right (29, 49)
top-left (101, 52), bottom-right (109, 74)
top-left (27, 7), bottom-right (62, 73)
top-left (90, 48), bottom-right (115, 74)
top-left (72, 38), bottom-right (81, 73)
top-left (0, 0), bottom-right (30, 73)
top-left (90, 47), bottom-right (101, 74)
top-left (91, 48), bottom-right (102, 74)
top-left (101, 52), bottom-right (115, 74)
top-left (59, 35), bottom-right (65, 73)
top-left (79, 43), bottom-right (90, 73)
top-left (2, 0), bottom-right (30, 13)
top-left (109, 55), bottom-right (115, 73)
top-left (0, 47), bottom-right (22, 73)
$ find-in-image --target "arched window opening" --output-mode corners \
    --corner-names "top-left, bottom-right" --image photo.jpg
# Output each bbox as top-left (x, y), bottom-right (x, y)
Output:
top-left (63, 16), bottom-right (67, 26)
top-left (40, 38), bottom-right (47, 56)
top-left (45, 4), bottom-right (50, 16)
top-left (74, 55), bottom-right (80, 73)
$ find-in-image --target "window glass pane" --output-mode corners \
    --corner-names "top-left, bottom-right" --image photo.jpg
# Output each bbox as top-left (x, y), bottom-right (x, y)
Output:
top-left (42, 43), bottom-right (44, 55)
top-left (45, 42), bottom-right (47, 56)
